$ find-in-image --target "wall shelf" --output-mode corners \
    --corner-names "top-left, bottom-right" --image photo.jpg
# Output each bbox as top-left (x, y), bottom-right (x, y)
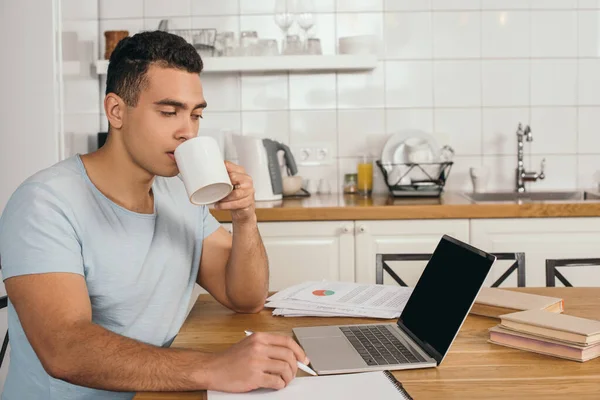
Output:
top-left (95, 54), bottom-right (377, 75)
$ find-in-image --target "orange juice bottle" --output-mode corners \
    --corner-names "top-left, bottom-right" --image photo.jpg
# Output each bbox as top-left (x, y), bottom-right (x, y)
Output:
top-left (357, 155), bottom-right (373, 196)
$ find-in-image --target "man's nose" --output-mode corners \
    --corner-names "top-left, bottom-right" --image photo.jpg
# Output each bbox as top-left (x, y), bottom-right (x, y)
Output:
top-left (176, 119), bottom-right (197, 141)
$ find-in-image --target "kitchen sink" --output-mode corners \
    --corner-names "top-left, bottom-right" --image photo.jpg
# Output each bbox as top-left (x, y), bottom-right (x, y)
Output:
top-left (463, 190), bottom-right (586, 203)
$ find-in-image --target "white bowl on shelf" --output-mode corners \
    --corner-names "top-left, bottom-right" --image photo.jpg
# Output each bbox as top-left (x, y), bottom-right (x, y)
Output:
top-left (338, 35), bottom-right (378, 55)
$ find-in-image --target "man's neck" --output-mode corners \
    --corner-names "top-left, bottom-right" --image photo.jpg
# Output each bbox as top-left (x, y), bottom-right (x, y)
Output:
top-left (81, 142), bottom-right (155, 214)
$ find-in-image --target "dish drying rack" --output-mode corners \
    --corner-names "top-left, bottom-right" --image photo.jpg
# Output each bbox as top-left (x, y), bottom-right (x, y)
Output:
top-left (167, 28), bottom-right (217, 57)
top-left (376, 160), bottom-right (454, 198)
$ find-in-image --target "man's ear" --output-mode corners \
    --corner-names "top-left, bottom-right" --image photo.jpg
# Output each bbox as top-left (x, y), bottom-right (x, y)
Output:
top-left (104, 93), bottom-right (126, 129)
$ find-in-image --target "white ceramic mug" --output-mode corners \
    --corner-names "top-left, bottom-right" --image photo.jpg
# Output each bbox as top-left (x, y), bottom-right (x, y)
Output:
top-left (470, 166), bottom-right (490, 193)
top-left (174, 136), bottom-right (233, 205)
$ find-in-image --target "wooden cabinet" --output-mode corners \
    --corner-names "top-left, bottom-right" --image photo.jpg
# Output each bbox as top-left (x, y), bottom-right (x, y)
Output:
top-left (470, 218), bottom-right (600, 287)
top-left (222, 221), bottom-right (355, 291)
top-left (354, 220), bottom-right (470, 285)
top-left (218, 217), bottom-right (600, 290)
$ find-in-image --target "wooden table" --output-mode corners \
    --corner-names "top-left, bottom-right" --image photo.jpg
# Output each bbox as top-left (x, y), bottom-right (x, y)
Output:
top-left (135, 288), bottom-right (600, 399)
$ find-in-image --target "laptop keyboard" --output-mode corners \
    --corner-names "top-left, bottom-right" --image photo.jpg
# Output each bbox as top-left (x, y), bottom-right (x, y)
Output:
top-left (340, 325), bottom-right (426, 366)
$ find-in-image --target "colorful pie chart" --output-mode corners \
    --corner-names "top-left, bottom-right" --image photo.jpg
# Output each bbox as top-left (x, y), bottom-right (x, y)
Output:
top-left (312, 289), bottom-right (335, 296)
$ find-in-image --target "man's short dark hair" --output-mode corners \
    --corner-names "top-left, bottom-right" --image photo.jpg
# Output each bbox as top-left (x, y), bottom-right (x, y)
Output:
top-left (105, 30), bottom-right (203, 107)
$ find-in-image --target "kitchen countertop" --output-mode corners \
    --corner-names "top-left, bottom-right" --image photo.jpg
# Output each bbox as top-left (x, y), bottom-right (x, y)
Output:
top-left (210, 190), bottom-right (600, 222)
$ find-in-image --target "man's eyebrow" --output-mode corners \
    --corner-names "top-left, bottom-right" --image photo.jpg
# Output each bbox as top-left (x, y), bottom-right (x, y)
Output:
top-left (154, 99), bottom-right (187, 109)
top-left (153, 99), bottom-right (207, 110)
top-left (193, 101), bottom-right (207, 110)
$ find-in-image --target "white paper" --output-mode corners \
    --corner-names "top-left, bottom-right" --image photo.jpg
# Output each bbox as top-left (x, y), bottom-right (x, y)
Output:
top-left (272, 309), bottom-right (352, 317)
top-left (266, 300), bottom-right (400, 319)
top-left (207, 371), bottom-right (407, 399)
top-left (265, 281), bottom-right (412, 319)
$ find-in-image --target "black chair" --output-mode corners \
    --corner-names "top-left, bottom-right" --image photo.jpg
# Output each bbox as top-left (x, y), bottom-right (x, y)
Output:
top-left (0, 261), bottom-right (7, 369)
top-left (376, 252), bottom-right (526, 287)
top-left (0, 294), bottom-right (6, 369)
top-left (546, 258), bottom-right (600, 287)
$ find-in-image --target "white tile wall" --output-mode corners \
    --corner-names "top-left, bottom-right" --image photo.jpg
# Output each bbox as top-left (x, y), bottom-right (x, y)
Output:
top-left (99, 0), bottom-right (143, 19)
top-left (61, 0), bottom-right (600, 194)
top-left (482, 11), bottom-right (530, 58)
top-left (482, 155), bottom-right (519, 191)
top-left (144, 0), bottom-right (191, 18)
top-left (384, 12), bottom-right (432, 59)
top-left (191, 0), bottom-right (239, 16)
top-left (433, 12), bottom-right (481, 59)
top-left (482, 60), bottom-right (529, 106)
top-left (578, 107), bottom-right (600, 152)
top-left (530, 60), bottom-right (578, 106)
top-left (434, 61), bottom-right (482, 107)
top-left (385, 61), bottom-right (433, 107)
top-left (482, 108), bottom-right (529, 155)
top-left (530, 107), bottom-right (578, 154)
top-left (531, 11), bottom-right (578, 57)
top-left (338, 109), bottom-right (386, 157)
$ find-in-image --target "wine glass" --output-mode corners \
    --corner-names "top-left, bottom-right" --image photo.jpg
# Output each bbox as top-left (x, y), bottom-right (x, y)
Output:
top-left (274, 0), bottom-right (295, 53)
top-left (296, 0), bottom-right (315, 51)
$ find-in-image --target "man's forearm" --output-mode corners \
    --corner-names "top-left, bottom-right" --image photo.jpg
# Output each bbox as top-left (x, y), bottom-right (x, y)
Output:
top-left (225, 216), bottom-right (269, 311)
top-left (52, 321), bottom-right (212, 392)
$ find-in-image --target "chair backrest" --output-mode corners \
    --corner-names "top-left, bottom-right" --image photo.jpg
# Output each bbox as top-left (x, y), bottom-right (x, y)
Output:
top-left (376, 252), bottom-right (526, 287)
top-left (0, 263), bottom-right (8, 392)
top-left (546, 258), bottom-right (600, 287)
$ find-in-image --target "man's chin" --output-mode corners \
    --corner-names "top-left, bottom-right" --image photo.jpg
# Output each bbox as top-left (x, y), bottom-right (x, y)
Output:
top-left (154, 167), bottom-right (180, 178)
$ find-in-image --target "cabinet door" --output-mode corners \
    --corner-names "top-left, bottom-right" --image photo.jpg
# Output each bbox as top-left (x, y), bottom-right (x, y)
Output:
top-left (223, 221), bottom-right (355, 291)
top-left (470, 218), bottom-right (600, 287)
top-left (354, 220), bottom-right (470, 285)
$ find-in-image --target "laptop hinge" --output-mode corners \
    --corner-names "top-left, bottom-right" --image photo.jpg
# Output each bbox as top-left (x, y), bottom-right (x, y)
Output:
top-left (396, 321), bottom-right (443, 365)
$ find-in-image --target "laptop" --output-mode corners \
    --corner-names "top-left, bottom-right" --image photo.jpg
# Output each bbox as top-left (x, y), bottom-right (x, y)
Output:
top-left (293, 235), bottom-right (496, 375)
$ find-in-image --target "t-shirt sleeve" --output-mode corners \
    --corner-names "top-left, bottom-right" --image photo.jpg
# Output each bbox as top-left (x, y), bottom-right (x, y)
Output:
top-left (0, 183), bottom-right (84, 280)
top-left (200, 205), bottom-right (221, 240)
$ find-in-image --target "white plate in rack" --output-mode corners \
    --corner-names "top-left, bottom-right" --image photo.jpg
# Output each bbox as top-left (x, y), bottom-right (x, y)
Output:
top-left (381, 129), bottom-right (440, 165)
top-left (380, 130), bottom-right (441, 185)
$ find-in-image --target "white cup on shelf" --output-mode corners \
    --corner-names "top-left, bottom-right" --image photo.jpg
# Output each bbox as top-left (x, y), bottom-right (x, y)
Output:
top-left (470, 166), bottom-right (490, 193)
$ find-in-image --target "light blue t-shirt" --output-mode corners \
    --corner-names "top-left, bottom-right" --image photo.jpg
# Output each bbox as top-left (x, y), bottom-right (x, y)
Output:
top-left (0, 155), bottom-right (221, 399)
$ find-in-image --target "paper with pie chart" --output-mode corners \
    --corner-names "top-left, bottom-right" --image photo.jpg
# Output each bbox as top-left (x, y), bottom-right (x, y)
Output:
top-left (265, 281), bottom-right (413, 319)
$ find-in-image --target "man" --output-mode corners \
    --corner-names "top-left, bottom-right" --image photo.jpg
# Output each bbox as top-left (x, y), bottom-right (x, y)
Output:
top-left (0, 31), bottom-right (307, 399)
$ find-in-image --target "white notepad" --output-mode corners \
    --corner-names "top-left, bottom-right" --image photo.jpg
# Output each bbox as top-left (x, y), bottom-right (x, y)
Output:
top-left (207, 371), bottom-right (413, 399)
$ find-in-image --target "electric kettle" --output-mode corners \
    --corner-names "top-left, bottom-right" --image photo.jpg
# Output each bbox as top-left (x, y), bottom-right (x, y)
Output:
top-left (232, 135), bottom-right (299, 201)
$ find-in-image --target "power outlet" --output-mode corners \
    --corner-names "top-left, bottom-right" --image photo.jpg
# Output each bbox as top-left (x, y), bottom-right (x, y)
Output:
top-left (292, 143), bottom-right (334, 166)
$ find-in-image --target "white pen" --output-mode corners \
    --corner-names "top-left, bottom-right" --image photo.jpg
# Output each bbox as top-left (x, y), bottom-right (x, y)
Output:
top-left (244, 330), bottom-right (318, 376)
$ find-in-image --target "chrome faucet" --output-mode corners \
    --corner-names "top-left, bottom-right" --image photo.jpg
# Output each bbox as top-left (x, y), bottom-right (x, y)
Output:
top-left (516, 123), bottom-right (545, 193)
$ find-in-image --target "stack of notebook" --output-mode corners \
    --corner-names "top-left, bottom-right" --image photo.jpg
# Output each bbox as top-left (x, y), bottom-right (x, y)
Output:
top-left (471, 287), bottom-right (564, 318)
top-left (488, 309), bottom-right (600, 362)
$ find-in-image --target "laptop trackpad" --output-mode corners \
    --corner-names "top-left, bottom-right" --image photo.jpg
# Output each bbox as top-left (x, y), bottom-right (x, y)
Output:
top-left (302, 337), bottom-right (366, 371)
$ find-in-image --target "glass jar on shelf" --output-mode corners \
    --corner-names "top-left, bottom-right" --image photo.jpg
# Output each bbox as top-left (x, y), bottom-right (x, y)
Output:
top-left (343, 173), bottom-right (358, 194)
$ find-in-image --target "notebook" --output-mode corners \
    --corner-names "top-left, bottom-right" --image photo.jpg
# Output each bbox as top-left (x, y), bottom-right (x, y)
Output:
top-left (499, 309), bottom-right (600, 345)
top-left (488, 326), bottom-right (600, 362)
top-left (207, 371), bottom-right (413, 399)
top-left (470, 288), bottom-right (563, 318)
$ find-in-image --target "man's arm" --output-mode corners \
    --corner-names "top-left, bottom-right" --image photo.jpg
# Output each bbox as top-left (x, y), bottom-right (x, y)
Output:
top-left (197, 161), bottom-right (269, 313)
top-left (5, 272), bottom-right (305, 393)
top-left (6, 272), bottom-right (210, 392)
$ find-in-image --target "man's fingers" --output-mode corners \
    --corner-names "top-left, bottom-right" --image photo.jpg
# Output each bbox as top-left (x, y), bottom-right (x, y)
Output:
top-left (265, 346), bottom-right (298, 377)
top-left (228, 172), bottom-right (253, 186)
top-left (259, 334), bottom-right (309, 365)
top-left (220, 183), bottom-right (252, 202)
top-left (224, 161), bottom-right (245, 173)
top-left (263, 359), bottom-right (294, 386)
top-left (216, 200), bottom-right (253, 211)
top-left (260, 373), bottom-right (286, 390)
